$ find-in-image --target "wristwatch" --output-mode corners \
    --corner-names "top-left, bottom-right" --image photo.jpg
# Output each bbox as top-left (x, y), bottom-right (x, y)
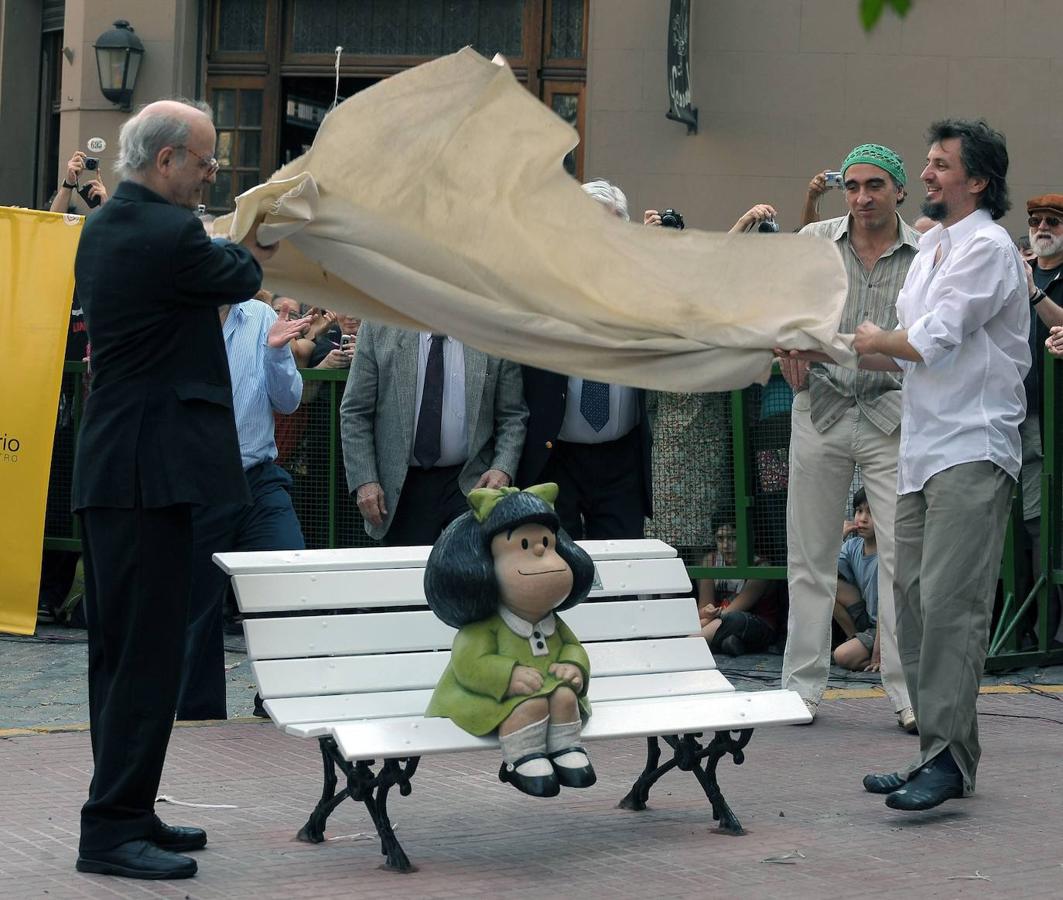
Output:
top-left (61, 180), bottom-right (77, 190)
top-left (1030, 288), bottom-right (1047, 307)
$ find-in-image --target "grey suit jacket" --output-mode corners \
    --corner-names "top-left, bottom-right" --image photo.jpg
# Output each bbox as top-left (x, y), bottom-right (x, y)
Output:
top-left (340, 322), bottom-right (528, 540)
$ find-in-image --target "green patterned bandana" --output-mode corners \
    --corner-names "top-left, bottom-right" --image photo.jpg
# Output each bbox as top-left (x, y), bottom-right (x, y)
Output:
top-left (841, 143), bottom-right (907, 187)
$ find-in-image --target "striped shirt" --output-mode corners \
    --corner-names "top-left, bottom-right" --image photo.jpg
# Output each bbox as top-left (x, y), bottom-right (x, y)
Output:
top-left (799, 213), bottom-right (921, 435)
top-left (222, 300), bottom-right (303, 470)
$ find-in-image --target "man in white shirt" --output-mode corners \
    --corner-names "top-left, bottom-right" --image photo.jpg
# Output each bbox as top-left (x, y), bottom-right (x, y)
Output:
top-left (849, 120), bottom-right (1029, 811)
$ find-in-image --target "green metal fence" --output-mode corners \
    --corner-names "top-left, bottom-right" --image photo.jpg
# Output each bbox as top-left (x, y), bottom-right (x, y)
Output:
top-left (43, 356), bottom-right (1063, 667)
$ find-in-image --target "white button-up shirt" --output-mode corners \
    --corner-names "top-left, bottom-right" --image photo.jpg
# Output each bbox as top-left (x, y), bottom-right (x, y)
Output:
top-left (894, 208), bottom-right (1030, 495)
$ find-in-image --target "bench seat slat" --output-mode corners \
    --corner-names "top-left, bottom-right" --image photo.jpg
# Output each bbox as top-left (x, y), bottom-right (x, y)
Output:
top-left (215, 539), bottom-right (679, 576)
top-left (231, 556), bottom-right (690, 614)
top-left (243, 597), bottom-right (701, 661)
top-left (253, 637), bottom-right (715, 699)
top-left (325, 690), bottom-right (811, 759)
top-left (262, 670), bottom-right (735, 726)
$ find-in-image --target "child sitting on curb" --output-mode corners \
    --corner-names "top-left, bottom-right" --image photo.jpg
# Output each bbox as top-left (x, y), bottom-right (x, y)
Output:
top-left (832, 489), bottom-right (880, 672)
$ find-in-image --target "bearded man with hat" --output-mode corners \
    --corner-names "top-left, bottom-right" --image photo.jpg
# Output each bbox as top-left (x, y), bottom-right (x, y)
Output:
top-left (1017, 196), bottom-right (1063, 633)
top-left (777, 143), bottom-right (920, 730)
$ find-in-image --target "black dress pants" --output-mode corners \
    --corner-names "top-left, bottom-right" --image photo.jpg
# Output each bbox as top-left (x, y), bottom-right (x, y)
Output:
top-left (383, 464), bottom-right (466, 546)
top-left (540, 429), bottom-right (646, 540)
top-left (78, 503), bottom-right (193, 853)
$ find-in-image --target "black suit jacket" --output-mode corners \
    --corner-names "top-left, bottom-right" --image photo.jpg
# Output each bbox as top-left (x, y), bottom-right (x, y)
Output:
top-left (72, 181), bottom-right (262, 510)
top-left (516, 366), bottom-right (653, 517)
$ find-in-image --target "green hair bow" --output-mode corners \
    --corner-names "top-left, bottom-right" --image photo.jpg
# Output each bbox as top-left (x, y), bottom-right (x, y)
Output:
top-left (468, 482), bottom-right (559, 523)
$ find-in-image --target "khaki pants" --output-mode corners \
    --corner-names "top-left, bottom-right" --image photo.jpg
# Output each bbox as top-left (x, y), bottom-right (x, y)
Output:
top-left (895, 461), bottom-right (1013, 794)
top-left (781, 396), bottom-right (910, 712)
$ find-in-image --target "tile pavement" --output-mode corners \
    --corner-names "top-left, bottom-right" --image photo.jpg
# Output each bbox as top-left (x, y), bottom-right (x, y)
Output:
top-left (2, 693), bottom-right (1063, 899)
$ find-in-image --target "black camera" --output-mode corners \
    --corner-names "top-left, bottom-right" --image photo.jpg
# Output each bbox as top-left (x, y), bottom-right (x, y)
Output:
top-left (660, 208), bottom-right (685, 230)
top-left (757, 217), bottom-right (780, 233)
top-left (84, 156), bottom-right (99, 171)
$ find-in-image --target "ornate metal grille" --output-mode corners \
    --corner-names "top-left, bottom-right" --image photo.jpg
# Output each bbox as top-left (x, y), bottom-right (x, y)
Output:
top-left (216, 0), bottom-right (268, 53)
top-left (549, 0), bottom-right (584, 59)
top-left (290, 0), bottom-right (524, 57)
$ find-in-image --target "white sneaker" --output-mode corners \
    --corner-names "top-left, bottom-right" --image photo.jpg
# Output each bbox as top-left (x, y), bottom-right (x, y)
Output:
top-left (897, 706), bottom-right (918, 734)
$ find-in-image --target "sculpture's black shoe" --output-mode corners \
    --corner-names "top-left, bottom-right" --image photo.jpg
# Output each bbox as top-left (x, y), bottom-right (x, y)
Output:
top-left (150, 820), bottom-right (207, 852)
top-left (76, 840), bottom-right (197, 880)
top-left (549, 747), bottom-right (597, 789)
top-left (498, 753), bottom-right (560, 797)
top-left (863, 771), bottom-right (907, 795)
top-left (885, 755), bottom-right (963, 811)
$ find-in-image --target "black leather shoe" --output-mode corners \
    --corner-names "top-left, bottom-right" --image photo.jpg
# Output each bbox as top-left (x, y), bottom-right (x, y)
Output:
top-left (151, 820), bottom-right (207, 852)
top-left (549, 747), bottom-right (597, 788)
top-left (76, 839), bottom-right (197, 880)
top-left (498, 753), bottom-right (560, 797)
top-left (863, 771), bottom-right (907, 795)
top-left (885, 756), bottom-right (963, 811)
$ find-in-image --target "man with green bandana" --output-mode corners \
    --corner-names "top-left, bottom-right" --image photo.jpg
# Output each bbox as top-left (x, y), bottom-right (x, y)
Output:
top-left (778, 143), bottom-right (920, 731)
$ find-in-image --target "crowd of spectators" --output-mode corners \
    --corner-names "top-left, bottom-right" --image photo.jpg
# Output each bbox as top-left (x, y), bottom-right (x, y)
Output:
top-left (38, 133), bottom-right (1063, 729)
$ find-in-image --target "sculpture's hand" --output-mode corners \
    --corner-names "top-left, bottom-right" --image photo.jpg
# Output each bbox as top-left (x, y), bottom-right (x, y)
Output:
top-left (506, 665), bottom-right (544, 697)
top-left (548, 663), bottom-right (583, 692)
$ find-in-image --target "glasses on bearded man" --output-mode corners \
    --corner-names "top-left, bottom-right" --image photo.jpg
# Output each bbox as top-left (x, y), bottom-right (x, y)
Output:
top-left (1029, 215), bottom-right (1062, 229)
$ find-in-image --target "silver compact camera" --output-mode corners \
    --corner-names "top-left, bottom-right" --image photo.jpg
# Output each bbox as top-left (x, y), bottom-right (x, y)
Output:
top-left (824, 170), bottom-right (844, 189)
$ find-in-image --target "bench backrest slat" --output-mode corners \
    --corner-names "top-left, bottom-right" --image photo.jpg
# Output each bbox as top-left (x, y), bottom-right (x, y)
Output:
top-left (244, 597), bottom-right (701, 661)
top-left (215, 539), bottom-right (680, 576)
top-left (254, 636), bottom-right (715, 699)
top-left (263, 669), bottom-right (734, 726)
top-left (230, 556), bottom-right (690, 614)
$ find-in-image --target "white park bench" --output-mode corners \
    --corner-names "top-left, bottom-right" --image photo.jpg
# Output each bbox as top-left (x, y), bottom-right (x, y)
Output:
top-left (214, 539), bottom-right (810, 872)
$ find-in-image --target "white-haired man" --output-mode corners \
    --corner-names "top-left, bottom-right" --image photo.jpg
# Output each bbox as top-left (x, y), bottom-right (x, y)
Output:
top-left (71, 99), bottom-right (273, 880)
top-left (515, 179), bottom-right (653, 539)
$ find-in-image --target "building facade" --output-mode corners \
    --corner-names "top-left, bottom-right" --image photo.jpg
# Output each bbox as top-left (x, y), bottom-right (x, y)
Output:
top-left (0, 0), bottom-right (1056, 240)
top-left (0, 0), bottom-right (588, 212)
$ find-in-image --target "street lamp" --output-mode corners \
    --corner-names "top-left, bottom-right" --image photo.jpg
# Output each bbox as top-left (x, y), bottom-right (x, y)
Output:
top-left (94, 20), bottom-right (144, 112)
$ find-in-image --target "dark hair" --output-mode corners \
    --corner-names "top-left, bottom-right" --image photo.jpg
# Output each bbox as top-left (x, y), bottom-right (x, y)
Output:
top-left (852, 488), bottom-right (868, 513)
top-left (926, 119), bottom-right (1010, 220)
top-left (424, 491), bottom-right (595, 629)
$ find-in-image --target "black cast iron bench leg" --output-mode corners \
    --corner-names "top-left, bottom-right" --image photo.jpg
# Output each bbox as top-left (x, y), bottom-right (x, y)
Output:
top-left (296, 737), bottom-right (421, 872)
top-left (618, 729), bottom-right (754, 835)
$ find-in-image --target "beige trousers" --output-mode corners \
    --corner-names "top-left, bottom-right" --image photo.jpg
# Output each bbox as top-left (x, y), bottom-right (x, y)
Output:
top-left (894, 461), bottom-right (1013, 794)
top-left (781, 395), bottom-right (910, 711)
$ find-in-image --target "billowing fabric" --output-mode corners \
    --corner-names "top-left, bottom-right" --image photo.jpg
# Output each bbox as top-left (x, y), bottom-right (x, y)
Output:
top-left (219, 48), bottom-right (853, 392)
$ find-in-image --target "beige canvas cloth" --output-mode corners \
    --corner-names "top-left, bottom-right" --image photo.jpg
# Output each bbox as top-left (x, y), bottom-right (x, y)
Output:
top-left (218, 48), bottom-right (853, 391)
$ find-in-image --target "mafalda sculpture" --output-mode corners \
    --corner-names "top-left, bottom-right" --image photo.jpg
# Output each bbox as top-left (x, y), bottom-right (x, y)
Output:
top-left (425, 483), bottom-right (597, 797)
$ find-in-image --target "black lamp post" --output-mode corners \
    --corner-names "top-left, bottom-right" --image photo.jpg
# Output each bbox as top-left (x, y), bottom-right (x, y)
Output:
top-left (94, 20), bottom-right (145, 112)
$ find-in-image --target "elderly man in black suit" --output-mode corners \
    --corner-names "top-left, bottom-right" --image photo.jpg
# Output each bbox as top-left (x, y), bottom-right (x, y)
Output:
top-left (71, 98), bottom-right (273, 880)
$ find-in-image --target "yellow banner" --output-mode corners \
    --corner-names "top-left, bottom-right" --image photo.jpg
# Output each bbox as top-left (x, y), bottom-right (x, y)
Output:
top-left (0, 208), bottom-right (82, 635)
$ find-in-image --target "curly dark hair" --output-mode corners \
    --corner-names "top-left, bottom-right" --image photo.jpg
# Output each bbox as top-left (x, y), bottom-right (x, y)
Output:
top-left (424, 491), bottom-right (595, 629)
top-left (926, 118), bottom-right (1011, 220)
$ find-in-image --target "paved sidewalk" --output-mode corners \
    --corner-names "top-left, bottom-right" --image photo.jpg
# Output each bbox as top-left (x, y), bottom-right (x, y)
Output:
top-left (2, 693), bottom-right (1063, 899)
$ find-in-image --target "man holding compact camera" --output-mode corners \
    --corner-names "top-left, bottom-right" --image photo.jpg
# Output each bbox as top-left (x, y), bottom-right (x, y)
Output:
top-left (50, 150), bottom-right (108, 214)
top-left (778, 144), bottom-right (920, 731)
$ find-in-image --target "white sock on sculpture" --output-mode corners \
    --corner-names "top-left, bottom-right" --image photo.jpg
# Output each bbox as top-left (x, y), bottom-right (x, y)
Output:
top-left (546, 719), bottom-right (588, 769)
top-left (499, 716), bottom-right (553, 777)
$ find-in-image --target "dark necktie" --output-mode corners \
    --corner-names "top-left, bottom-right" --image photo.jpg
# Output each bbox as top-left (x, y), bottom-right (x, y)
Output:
top-left (414, 334), bottom-right (446, 469)
top-left (580, 380), bottom-right (611, 432)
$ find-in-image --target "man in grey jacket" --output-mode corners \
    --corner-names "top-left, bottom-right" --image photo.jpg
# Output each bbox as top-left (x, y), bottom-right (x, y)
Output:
top-left (340, 322), bottom-right (527, 545)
